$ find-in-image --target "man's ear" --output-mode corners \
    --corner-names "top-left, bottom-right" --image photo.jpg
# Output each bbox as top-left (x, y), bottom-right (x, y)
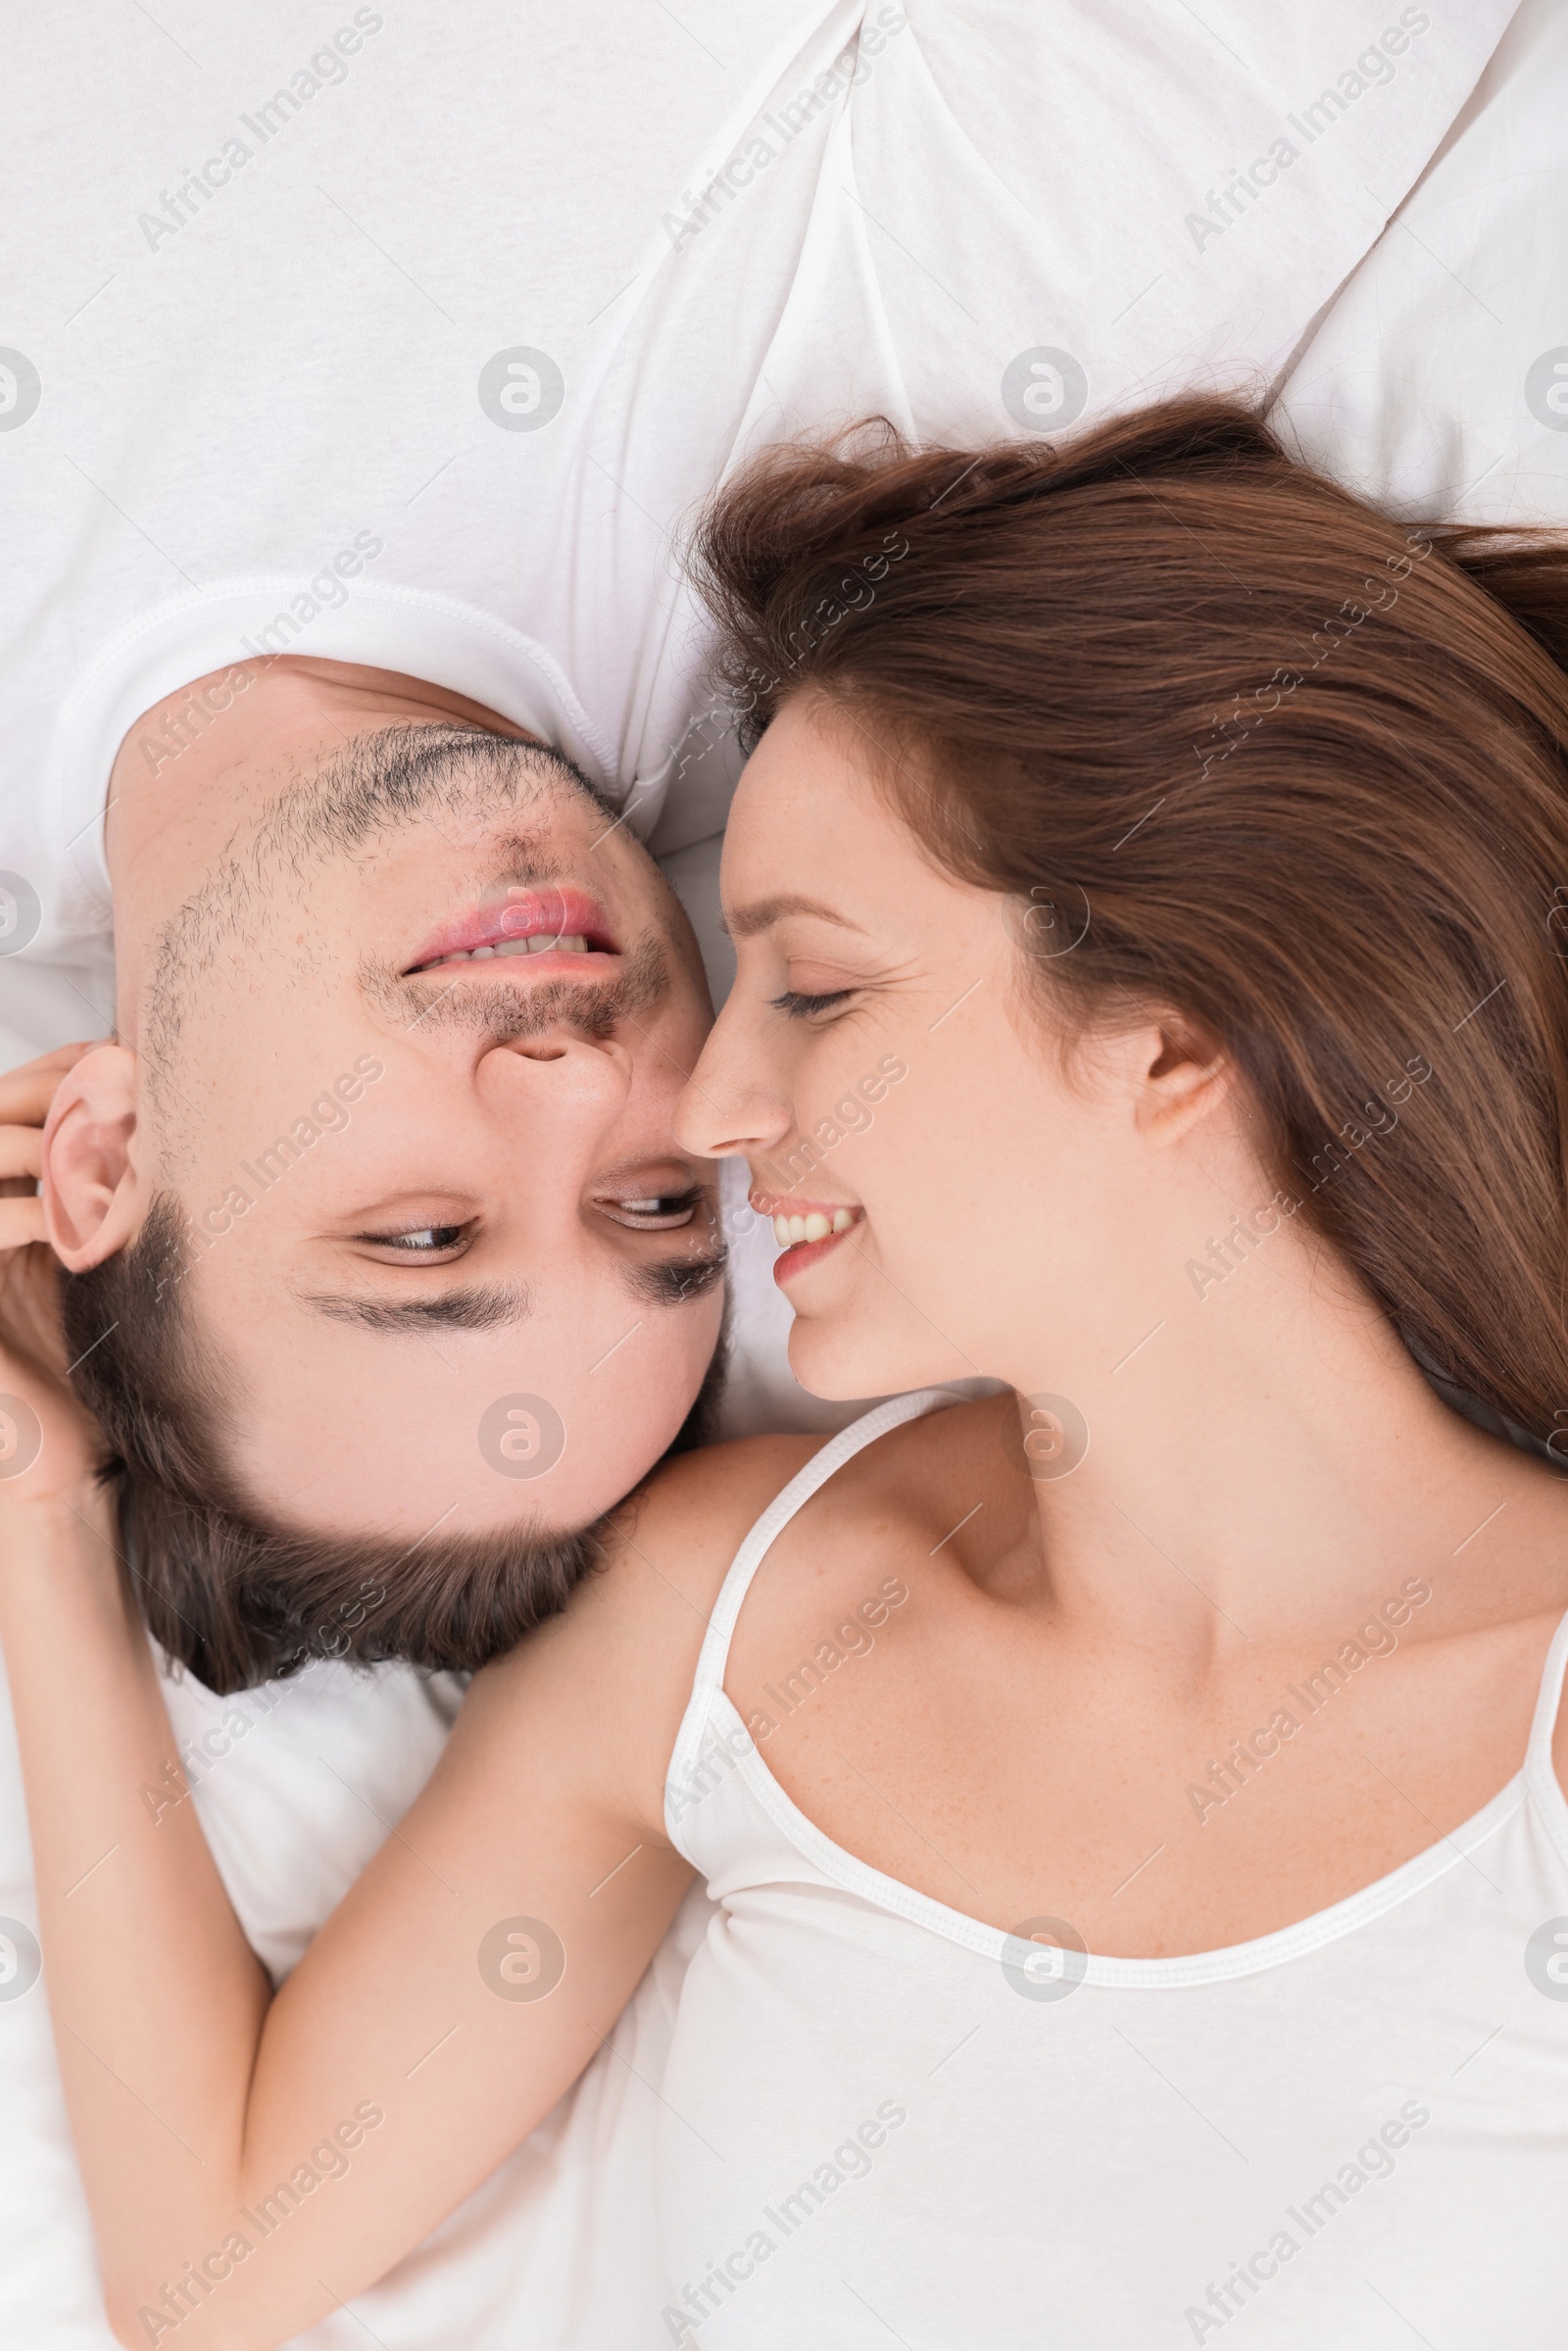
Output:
top-left (40, 1045), bottom-right (145, 1268)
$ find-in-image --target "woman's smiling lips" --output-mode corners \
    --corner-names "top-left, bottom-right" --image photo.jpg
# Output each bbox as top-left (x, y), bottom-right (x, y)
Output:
top-left (750, 1190), bottom-right (863, 1285)
top-left (406, 885), bottom-right (618, 977)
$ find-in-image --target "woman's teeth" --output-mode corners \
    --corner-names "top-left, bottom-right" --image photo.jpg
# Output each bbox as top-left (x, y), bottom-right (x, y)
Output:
top-left (437, 934), bottom-right (588, 965)
top-left (773, 1208), bottom-right (855, 1247)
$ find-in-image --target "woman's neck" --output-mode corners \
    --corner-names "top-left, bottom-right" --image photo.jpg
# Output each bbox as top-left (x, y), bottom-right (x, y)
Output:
top-left (1001, 1219), bottom-right (1554, 1672)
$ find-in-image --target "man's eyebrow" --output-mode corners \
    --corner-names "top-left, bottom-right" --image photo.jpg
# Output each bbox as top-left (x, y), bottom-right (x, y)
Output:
top-left (724, 894), bottom-right (868, 942)
top-left (620, 1249), bottom-right (728, 1308)
top-left (299, 1281), bottom-right (534, 1333)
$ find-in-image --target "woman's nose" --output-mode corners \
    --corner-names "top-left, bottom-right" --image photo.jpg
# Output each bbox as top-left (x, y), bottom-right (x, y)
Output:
top-left (674, 1018), bottom-right (791, 1160)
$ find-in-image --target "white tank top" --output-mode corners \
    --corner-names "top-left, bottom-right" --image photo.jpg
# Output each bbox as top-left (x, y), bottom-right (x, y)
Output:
top-left (658, 1390), bottom-right (1568, 2348)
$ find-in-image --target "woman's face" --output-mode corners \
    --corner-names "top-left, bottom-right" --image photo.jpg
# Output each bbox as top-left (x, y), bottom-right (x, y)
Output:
top-left (677, 698), bottom-right (1221, 1401)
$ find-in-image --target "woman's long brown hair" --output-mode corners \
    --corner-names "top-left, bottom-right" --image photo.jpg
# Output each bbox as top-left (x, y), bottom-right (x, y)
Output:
top-left (691, 398), bottom-right (1568, 1447)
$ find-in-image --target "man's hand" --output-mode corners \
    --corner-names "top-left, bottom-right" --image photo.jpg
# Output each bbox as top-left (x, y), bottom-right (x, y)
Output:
top-left (0, 1043), bottom-right (103, 1506)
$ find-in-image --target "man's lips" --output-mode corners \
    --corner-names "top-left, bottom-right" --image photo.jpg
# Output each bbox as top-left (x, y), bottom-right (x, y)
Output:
top-left (406, 886), bottom-right (618, 976)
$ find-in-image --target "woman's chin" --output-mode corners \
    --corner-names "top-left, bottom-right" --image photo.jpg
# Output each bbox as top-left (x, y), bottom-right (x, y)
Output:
top-left (786, 1322), bottom-right (954, 1403)
top-left (783, 1327), bottom-right (858, 1399)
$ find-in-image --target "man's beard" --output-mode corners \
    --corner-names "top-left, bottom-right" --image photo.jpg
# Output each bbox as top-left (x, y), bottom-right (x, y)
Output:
top-left (380, 928), bottom-right (669, 1043)
top-left (143, 720), bottom-right (672, 1086)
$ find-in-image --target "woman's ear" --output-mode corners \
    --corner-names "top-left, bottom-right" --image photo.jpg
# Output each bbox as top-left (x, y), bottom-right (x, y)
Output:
top-left (1138, 1014), bottom-right (1234, 1146)
top-left (39, 1046), bottom-right (144, 1268)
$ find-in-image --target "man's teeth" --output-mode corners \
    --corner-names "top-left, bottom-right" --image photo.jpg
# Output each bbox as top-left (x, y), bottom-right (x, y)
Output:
top-left (436, 934), bottom-right (589, 965)
top-left (773, 1208), bottom-right (856, 1247)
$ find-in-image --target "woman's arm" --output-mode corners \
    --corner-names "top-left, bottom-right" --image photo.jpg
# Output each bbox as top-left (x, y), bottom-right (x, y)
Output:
top-left (5, 1500), bottom-right (695, 2347)
top-left (0, 1052), bottom-right (277, 2332)
top-left (0, 1050), bottom-right (760, 2348)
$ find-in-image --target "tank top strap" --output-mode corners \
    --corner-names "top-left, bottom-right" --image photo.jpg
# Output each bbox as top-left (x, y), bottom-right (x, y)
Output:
top-left (685, 1387), bottom-right (960, 1712)
top-left (1524, 1604), bottom-right (1568, 1779)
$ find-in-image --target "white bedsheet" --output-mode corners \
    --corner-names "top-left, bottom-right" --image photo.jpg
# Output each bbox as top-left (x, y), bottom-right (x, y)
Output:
top-left (1272, 0), bottom-right (1568, 528)
top-left (4, 0), bottom-right (1565, 2341)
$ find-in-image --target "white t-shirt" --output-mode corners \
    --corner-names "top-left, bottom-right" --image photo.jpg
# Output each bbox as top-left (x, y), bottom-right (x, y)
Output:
top-left (0, 6), bottom-right (1527, 2347)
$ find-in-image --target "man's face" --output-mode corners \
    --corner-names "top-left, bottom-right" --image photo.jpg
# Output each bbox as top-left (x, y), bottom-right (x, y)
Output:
top-left (73, 668), bottom-right (724, 1540)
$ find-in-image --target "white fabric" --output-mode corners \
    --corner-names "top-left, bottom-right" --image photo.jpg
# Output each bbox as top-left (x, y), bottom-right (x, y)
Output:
top-left (662, 1388), bottom-right (1568, 2347)
top-left (0, 0), bottom-right (1516, 1049)
top-left (0, 1), bottom-right (1540, 2343)
top-left (1273, 0), bottom-right (1568, 531)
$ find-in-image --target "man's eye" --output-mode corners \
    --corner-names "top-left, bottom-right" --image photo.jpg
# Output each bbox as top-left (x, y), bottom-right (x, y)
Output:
top-left (598, 1191), bottom-right (702, 1230)
top-left (769, 989), bottom-right (856, 1020)
top-left (357, 1224), bottom-right (469, 1255)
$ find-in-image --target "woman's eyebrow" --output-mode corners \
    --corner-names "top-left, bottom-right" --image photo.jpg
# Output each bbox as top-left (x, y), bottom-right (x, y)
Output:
top-left (298, 1281), bottom-right (534, 1333)
top-left (724, 893), bottom-right (867, 940)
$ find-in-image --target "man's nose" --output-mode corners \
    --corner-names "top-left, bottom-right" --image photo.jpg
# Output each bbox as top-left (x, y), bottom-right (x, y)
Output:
top-left (480, 1029), bottom-right (634, 1114)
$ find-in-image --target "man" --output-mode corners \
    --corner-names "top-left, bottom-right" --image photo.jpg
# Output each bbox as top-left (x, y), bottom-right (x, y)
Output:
top-left (0, 5), bottom-right (1528, 2344)
top-left (42, 654), bottom-right (728, 1688)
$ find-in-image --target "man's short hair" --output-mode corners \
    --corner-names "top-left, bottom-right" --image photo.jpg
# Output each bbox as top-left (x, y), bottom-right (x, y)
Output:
top-left (61, 1197), bottom-right (723, 1694)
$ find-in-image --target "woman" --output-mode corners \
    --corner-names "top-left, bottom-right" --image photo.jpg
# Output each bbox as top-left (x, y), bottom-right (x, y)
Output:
top-left (4, 398), bottom-right (1568, 2348)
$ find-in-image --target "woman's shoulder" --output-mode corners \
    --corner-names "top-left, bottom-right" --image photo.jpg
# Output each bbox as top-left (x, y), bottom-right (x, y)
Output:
top-left (526, 1396), bottom-right (1004, 1822)
top-left (551, 1389), bottom-right (1001, 1698)
top-left (607, 1389), bottom-right (1001, 1605)
top-left (589, 1390), bottom-right (1007, 1649)
top-left (605, 1431), bottom-right (833, 1619)
top-left (510, 1433), bottom-right (824, 1820)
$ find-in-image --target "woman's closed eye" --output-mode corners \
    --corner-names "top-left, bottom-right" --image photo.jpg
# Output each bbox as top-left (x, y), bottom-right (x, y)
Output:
top-left (770, 987), bottom-right (858, 1020)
